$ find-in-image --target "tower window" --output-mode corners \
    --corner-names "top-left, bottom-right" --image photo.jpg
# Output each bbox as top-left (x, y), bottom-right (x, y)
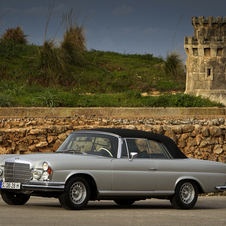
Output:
top-left (205, 67), bottom-right (213, 80)
top-left (207, 68), bottom-right (211, 77)
top-left (204, 48), bottom-right (211, 57)
top-left (193, 48), bottom-right (198, 56)
top-left (217, 48), bottom-right (223, 56)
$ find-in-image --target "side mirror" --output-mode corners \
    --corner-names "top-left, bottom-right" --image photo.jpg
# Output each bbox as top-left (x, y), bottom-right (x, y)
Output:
top-left (129, 152), bottom-right (138, 162)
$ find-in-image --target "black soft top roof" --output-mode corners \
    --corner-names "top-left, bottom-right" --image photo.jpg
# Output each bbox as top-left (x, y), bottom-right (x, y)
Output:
top-left (87, 128), bottom-right (187, 159)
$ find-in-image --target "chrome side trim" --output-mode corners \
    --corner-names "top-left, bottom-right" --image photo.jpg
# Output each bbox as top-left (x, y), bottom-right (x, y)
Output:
top-left (215, 185), bottom-right (226, 191)
top-left (22, 181), bottom-right (65, 192)
top-left (99, 190), bottom-right (174, 196)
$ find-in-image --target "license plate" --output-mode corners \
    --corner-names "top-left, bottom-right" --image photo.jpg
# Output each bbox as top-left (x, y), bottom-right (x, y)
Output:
top-left (0, 182), bottom-right (21, 189)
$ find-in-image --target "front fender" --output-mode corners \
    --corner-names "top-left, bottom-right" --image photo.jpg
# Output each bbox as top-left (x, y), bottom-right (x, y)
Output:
top-left (174, 176), bottom-right (205, 193)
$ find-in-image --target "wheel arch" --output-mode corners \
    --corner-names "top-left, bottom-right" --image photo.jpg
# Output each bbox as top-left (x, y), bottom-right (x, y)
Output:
top-left (174, 177), bottom-right (204, 194)
top-left (65, 173), bottom-right (98, 200)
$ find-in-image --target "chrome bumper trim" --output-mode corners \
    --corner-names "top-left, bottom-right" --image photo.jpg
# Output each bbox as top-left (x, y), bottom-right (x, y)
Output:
top-left (215, 185), bottom-right (226, 191)
top-left (22, 181), bottom-right (65, 192)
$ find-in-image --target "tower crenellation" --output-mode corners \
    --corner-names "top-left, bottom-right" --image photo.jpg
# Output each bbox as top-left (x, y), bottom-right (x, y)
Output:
top-left (184, 16), bottom-right (226, 106)
top-left (191, 16), bottom-right (226, 41)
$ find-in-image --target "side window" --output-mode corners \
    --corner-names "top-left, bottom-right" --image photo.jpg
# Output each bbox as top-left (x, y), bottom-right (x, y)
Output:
top-left (148, 140), bottom-right (171, 159)
top-left (120, 138), bottom-right (172, 159)
top-left (126, 138), bottom-right (150, 158)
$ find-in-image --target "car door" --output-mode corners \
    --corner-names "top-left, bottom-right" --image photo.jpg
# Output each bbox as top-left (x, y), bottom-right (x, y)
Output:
top-left (112, 138), bottom-right (157, 191)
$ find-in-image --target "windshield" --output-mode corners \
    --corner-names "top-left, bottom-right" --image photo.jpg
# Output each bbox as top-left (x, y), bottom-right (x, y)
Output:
top-left (56, 133), bottom-right (118, 158)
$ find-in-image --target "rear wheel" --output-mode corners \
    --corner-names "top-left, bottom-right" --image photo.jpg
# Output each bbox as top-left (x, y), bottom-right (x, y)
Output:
top-left (1, 189), bottom-right (30, 205)
top-left (114, 199), bottom-right (136, 206)
top-left (170, 180), bottom-right (198, 209)
top-left (59, 177), bottom-right (90, 210)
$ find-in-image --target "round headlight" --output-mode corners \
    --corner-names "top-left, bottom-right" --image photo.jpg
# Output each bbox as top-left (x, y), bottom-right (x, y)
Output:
top-left (42, 172), bottom-right (49, 181)
top-left (33, 170), bottom-right (42, 180)
top-left (42, 162), bottom-right (49, 171)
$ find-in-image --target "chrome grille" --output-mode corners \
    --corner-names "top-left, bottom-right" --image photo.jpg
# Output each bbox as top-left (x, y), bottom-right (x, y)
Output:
top-left (4, 162), bottom-right (31, 183)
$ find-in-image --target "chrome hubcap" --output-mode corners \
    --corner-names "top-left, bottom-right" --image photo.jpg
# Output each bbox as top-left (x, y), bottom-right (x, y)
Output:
top-left (180, 182), bottom-right (195, 204)
top-left (70, 182), bottom-right (86, 204)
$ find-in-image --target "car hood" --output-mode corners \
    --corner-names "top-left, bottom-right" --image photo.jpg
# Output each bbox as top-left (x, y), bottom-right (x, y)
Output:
top-left (0, 152), bottom-right (112, 169)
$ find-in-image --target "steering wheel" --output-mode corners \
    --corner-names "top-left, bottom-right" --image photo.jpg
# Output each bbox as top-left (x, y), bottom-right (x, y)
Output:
top-left (97, 147), bottom-right (113, 157)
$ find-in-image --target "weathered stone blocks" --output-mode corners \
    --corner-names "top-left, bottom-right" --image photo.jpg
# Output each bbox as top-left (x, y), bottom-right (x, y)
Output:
top-left (0, 116), bottom-right (225, 163)
top-left (184, 16), bottom-right (226, 105)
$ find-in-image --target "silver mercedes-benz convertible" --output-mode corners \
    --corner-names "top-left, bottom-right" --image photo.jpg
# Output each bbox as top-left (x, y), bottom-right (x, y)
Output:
top-left (0, 128), bottom-right (226, 210)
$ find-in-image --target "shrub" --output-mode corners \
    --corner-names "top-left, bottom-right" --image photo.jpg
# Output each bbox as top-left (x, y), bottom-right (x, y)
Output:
top-left (142, 93), bottom-right (224, 108)
top-left (60, 9), bottom-right (87, 65)
top-left (163, 51), bottom-right (185, 79)
top-left (38, 39), bottom-right (67, 76)
top-left (36, 90), bottom-right (60, 107)
top-left (1, 26), bottom-right (27, 44)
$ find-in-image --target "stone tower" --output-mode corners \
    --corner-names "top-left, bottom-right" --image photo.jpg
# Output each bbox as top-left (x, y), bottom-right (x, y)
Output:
top-left (184, 16), bottom-right (226, 105)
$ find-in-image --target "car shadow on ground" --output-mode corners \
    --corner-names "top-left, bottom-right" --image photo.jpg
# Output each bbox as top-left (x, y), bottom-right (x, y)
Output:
top-left (21, 199), bottom-right (225, 211)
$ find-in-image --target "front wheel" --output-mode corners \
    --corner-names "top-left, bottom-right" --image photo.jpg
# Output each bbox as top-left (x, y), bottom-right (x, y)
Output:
top-left (59, 177), bottom-right (90, 210)
top-left (170, 180), bottom-right (198, 209)
top-left (1, 189), bottom-right (30, 205)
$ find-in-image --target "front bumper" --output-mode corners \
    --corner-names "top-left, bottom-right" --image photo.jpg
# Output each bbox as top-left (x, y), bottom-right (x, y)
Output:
top-left (215, 185), bottom-right (226, 191)
top-left (0, 181), bottom-right (65, 192)
top-left (22, 181), bottom-right (65, 191)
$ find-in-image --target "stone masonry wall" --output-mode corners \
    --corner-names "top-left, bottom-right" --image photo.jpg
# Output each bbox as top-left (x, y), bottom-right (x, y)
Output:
top-left (0, 116), bottom-right (226, 163)
top-left (184, 16), bottom-right (226, 105)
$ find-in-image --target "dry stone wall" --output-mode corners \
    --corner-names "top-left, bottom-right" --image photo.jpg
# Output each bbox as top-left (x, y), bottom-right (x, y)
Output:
top-left (0, 116), bottom-right (226, 163)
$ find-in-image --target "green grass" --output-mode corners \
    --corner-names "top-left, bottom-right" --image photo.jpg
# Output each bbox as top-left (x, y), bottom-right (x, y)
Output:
top-left (0, 41), bottom-right (224, 107)
top-left (0, 41), bottom-right (180, 92)
top-left (2, 87), bottom-right (222, 108)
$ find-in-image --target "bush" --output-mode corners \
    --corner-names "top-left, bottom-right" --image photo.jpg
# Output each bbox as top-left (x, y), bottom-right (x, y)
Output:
top-left (142, 93), bottom-right (224, 108)
top-left (38, 39), bottom-right (67, 77)
top-left (36, 90), bottom-right (60, 107)
top-left (163, 51), bottom-right (185, 79)
top-left (1, 26), bottom-right (27, 44)
top-left (60, 9), bottom-right (87, 66)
